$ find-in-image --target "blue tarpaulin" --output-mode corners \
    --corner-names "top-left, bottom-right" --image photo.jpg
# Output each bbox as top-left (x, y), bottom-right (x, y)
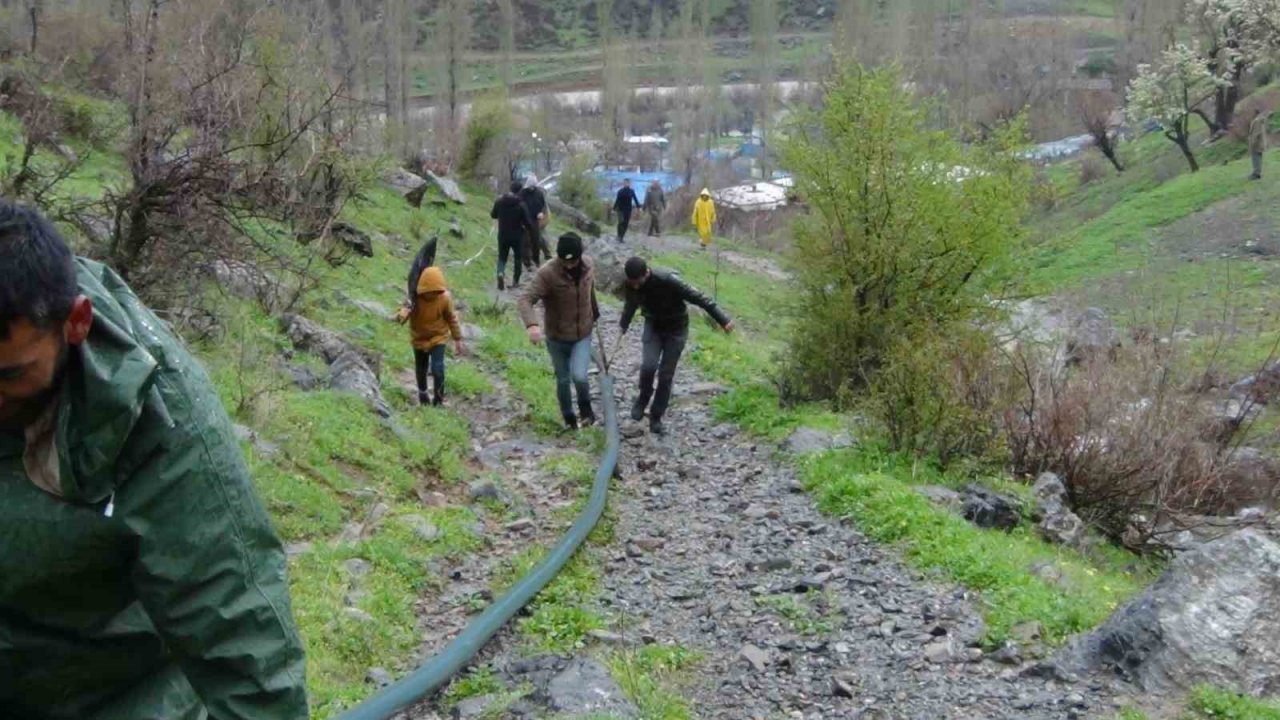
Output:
top-left (588, 169), bottom-right (686, 204)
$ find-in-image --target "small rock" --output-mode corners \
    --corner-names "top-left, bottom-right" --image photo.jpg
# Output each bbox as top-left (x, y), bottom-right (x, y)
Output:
top-left (366, 667), bottom-right (394, 687)
top-left (452, 694), bottom-right (496, 719)
top-left (588, 629), bottom-right (628, 645)
top-left (403, 514), bottom-right (441, 542)
top-left (831, 671), bottom-right (857, 698)
top-left (759, 557), bottom-right (793, 572)
top-left (924, 638), bottom-right (962, 664)
top-left (546, 657), bottom-right (638, 716)
top-left (343, 607), bottom-right (375, 623)
top-left (740, 644), bottom-right (771, 672)
top-left (1011, 621), bottom-right (1043, 644)
top-left (448, 220), bottom-right (465, 239)
top-left (461, 323), bottom-right (486, 341)
top-left (342, 558), bottom-right (373, 578)
top-left (469, 480), bottom-right (502, 502)
top-left (988, 643), bottom-right (1022, 666)
top-left (505, 518), bottom-right (535, 533)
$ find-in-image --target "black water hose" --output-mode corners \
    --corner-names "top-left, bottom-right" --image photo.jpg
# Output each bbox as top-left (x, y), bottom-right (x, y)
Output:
top-left (335, 372), bottom-right (621, 720)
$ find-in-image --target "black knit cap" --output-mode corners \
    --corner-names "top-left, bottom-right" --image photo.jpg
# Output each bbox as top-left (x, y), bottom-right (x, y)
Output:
top-left (557, 232), bottom-right (583, 261)
top-left (624, 257), bottom-right (648, 280)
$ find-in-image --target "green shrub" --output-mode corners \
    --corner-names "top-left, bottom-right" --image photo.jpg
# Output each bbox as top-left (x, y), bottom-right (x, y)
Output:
top-left (868, 326), bottom-right (1013, 466)
top-left (556, 152), bottom-right (604, 221)
top-left (459, 93), bottom-right (513, 181)
top-left (778, 62), bottom-right (1030, 405)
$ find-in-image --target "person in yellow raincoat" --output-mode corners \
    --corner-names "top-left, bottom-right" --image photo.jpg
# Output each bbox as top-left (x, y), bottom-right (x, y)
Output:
top-left (692, 188), bottom-right (717, 248)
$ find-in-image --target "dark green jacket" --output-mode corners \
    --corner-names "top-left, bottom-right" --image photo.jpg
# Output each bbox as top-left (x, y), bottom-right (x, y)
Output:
top-left (0, 259), bottom-right (307, 719)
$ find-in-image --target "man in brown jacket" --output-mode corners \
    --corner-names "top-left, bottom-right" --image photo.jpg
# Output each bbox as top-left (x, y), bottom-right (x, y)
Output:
top-left (1250, 107), bottom-right (1269, 180)
top-left (517, 232), bottom-right (600, 429)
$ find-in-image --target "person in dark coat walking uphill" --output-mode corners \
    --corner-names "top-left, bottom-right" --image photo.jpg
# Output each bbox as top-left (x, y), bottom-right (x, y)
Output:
top-left (520, 175), bottom-right (552, 269)
top-left (643, 179), bottom-right (667, 237)
top-left (612, 178), bottom-right (641, 242)
top-left (620, 256), bottom-right (733, 435)
top-left (491, 180), bottom-right (534, 290)
top-left (518, 233), bottom-right (601, 430)
top-left (0, 201), bottom-right (308, 719)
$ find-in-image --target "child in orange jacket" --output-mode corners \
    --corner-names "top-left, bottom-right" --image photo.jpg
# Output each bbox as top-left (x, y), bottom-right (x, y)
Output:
top-left (396, 266), bottom-right (466, 406)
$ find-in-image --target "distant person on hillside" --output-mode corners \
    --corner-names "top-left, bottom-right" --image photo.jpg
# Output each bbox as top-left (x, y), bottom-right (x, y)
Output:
top-left (692, 188), bottom-right (717, 248)
top-left (491, 180), bottom-right (534, 290)
top-left (620, 256), bottom-right (733, 435)
top-left (520, 174), bottom-right (552, 270)
top-left (643, 179), bottom-right (667, 237)
top-left (396, 266), bottom-right (466, 407)
top-left (517, 233), bottom-right (600, 430)
top-left (0, 201), bottom-right (308, 719)
top-left (613, 178), bottom-right (641, 243)
top-left (1250, 107), bottom-right (1269, 180)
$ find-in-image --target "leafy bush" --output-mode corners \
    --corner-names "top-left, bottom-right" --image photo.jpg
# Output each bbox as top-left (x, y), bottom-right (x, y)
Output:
top-left (458, 93), bottom-right (512, 181)
top-left (869, 326), bottom-right (1016, 466)
top-left (555, 152), bottom-right (605, 221)
top-left (778, 62), bottom-right (1031, 405)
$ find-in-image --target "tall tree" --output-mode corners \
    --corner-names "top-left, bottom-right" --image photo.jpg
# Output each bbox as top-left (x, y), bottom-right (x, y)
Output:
top-left (435, 0), bottom-right (472, 160)
top-left (673, 0), bottom-right (700, 183)
top-left (1127, 42), bottom-right (1227, 172)
top-left (498, 0), bottom-right (515, 88)
top-left (750, 0), bottom-right (778, 178)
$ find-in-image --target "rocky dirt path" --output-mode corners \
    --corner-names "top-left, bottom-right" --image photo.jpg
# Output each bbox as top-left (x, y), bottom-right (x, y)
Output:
top-left (402, 290), bottom-right (1140, 719)
top-left (581, 306), bottom-right (1134, 719)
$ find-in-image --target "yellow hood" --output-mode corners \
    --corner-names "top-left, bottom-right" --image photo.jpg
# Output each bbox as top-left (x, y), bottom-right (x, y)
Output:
top-left (416, 266), bottom-right (447, 294)
top-left (699, 188), bottom-right (711, 198)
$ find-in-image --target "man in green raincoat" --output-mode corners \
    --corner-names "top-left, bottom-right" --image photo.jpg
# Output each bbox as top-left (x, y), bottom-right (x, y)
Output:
top-left (0, 201), bottom-right (308, 719)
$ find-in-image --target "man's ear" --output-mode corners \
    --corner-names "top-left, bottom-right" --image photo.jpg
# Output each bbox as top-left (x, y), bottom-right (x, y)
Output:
top-left (63, 296), bottom-right (93, 346)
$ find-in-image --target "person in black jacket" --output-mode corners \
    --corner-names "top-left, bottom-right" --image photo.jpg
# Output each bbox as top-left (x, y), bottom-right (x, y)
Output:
top-left (491, 180), bottom-right (534, 290)
top-left (520, 175), bottom-right (552, 270)
top-left (612, 179), bottom-right (641, 243)
top-left (619, 256), bottom-right (733, 435)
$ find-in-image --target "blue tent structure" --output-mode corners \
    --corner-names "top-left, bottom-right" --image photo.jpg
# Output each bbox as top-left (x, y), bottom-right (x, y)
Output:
top-left (588, 169), bottom-right (686, 204)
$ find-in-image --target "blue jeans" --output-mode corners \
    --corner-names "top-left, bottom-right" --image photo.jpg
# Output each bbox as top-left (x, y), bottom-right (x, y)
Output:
top-left (546, 337), bottom-right (594, 421)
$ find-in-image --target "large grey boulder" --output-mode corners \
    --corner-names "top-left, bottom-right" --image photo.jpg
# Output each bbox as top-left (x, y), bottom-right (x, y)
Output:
top-left (961, 485), bottom-right (1023, 531)
top-left (548, 195), bottom-right (602, 236)
top-left (1060, 530), bottom-right (1280, 696)
top-left (1065, 307), bottom-right (1119, 365)
top-left (426, 171), bottom-right (467, 205)
top-left (585, 239), bottom-right (627, 297)
top-left (784, 427), bottom-right (856, 454)
top-left (279, 314), bottom-right (389, 417)
top-left (545, 657), bottom-right (637, 717)
top-left (383, 168), bottom-right (428, 207)
top-left (1032, 472), bottom-right (1087, 548)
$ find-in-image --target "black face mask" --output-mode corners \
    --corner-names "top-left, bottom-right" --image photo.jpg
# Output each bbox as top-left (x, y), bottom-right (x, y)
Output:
top-left (566, 262), bottom-right (584, 281)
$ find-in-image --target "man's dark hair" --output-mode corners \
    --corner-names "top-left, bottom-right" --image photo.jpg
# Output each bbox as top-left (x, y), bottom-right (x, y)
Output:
top-left (624, 257), bottom-right (648, 280)
top-left (0, 201), bottom-right (78, 340)
top-left (509, 180), bottom-right (523, 194)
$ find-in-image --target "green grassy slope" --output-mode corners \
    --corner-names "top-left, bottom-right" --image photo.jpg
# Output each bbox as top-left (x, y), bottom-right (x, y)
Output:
top-left (1029, 126), bottom-right (1280, 375)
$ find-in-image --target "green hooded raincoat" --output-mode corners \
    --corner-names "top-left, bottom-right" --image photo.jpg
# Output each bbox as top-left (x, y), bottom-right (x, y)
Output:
top-left (0, 259), bottom-right (307, 719)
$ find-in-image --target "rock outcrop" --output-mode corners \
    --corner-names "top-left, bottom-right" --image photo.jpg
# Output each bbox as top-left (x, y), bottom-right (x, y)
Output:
top-left (279, 314), bottom-right (389, 416)
top-left (1060, 530), bottom-right (1280, 696)
top-left (548, 196), bottom-right (602, 236)
top-left (383, 168), bottom-right (428, 207)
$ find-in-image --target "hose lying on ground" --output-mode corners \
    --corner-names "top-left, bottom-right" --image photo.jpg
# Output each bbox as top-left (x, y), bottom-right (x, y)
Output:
top-left (335, 368), bottom-right (621, 720)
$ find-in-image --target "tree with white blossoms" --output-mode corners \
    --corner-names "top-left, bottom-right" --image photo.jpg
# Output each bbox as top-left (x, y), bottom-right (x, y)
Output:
top-left (1187, 0), bottom-right (1280, 130)
top-left (1127, 42), bottom-right (1231, 171)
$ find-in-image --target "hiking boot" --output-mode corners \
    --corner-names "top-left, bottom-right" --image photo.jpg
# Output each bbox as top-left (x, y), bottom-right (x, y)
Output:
top-left (649, 420), bottom-right (666, 436)
top-left (564, 415), bottom-right (579, 431)
top-left (630, 398), bottom-right (646, 422)
top-left (580, 412), bottom-right (598, 428)
top-left (497, 276), bottom-right (505, 291)
top-left (418, 391), bottom-right (430, 406)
